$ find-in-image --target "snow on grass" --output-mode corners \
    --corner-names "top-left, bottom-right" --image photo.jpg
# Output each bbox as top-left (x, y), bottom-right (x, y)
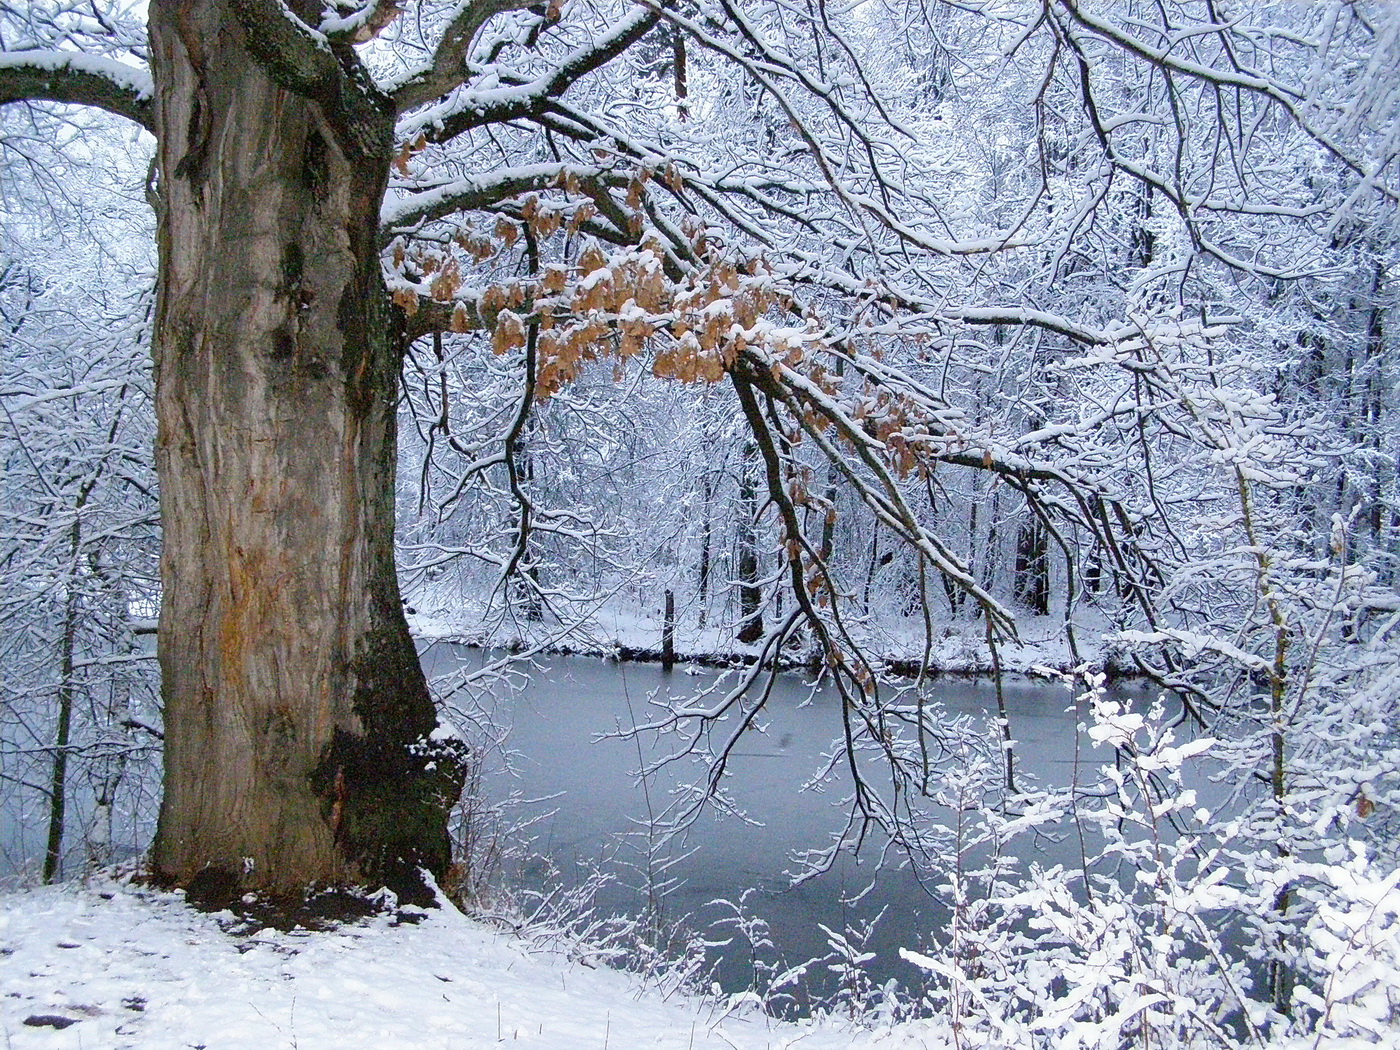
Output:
top-left (0, 878), bottom-right (947, 1050)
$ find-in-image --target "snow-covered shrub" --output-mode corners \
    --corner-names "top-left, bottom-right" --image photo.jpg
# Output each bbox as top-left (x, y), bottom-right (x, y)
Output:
top-left (901, 673), bottom-right (1400, 1049)
top-left (1270, 847), bottom-right (1400, 1048)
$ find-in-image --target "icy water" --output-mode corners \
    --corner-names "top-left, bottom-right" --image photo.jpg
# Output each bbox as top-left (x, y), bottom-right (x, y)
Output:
top-left (421, 645), bottom-right (1162, 1006)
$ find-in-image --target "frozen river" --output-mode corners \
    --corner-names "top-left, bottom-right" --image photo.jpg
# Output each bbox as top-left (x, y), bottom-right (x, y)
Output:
top-left (421, 646), bottom-right (1162, 1006)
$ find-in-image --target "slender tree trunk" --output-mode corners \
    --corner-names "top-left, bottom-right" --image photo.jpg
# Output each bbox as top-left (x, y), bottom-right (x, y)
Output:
top-left (697, 469), bottom-right (712, 628)
top-left (515, 436), bottom-right (544, 622)
top-left (1014, 514), bottom-right (1050, 616)
top-left (661, 589), bottom-right (675, 671)
top-left (981, 487), bottom-right (1000, 594)
top-left (862, 532), bottom-right (880, 614)
top-left (43, 517), bottom-right (82, 884)
top-left (736, 446), bottom-right (764, 645)
top-left (147, 2), bottom-right (463, 904)
top-left (1084, 542), bottom-right (1102, 595)
top-left (1362, 265), bottom-right (1389, 569)
top-left (947, 499), bottom-right (975, 611)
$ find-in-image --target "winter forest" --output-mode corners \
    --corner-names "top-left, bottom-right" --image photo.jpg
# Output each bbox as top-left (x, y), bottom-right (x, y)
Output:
top-left (0, 0), bottom-right (1398, 1047)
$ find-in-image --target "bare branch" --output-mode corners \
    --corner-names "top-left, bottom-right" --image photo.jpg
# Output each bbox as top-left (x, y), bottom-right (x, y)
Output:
top-left (391, 0), bottom-right (537, 114)
top-left (381, 162), bottom-right (607, 235)
top-left (0, 51), bottom-right (153, 131)
top-left (402, 5), bottom-right (658, 145)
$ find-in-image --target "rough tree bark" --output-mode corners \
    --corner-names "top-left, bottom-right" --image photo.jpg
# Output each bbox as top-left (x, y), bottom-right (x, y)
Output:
top-left (145, 1), bottom-right (464, 904)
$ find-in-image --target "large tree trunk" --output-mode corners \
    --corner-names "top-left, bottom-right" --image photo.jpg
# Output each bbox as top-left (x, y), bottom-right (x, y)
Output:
top-left (148, 2), bottom-right (463, 905)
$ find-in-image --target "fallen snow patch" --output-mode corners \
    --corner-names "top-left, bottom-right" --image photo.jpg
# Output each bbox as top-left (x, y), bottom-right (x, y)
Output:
top-left (0, 879), bottom-right (944, 1049)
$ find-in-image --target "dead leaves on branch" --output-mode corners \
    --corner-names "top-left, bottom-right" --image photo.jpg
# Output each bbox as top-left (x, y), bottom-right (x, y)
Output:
top-left (521, 244), bottom-right (795, 399)
top-left (386, 181), bottom-right (982, 483)
top-left (390, 204), bottom-right (809, 400)
top-left (392, 133), bottom-right (428, 176)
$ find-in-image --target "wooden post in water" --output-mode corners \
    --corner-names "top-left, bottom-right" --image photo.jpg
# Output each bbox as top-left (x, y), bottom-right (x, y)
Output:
top-left (662, 590), bottom-right (676, 671)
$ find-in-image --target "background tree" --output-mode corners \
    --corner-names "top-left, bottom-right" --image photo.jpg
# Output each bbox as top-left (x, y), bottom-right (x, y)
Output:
top-left (0, 99), bottom-right (161, 882)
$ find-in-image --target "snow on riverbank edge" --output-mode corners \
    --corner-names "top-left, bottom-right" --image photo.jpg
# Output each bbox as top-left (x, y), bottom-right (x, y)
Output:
top-left (404, 599), bottom-right (1123, 678)
top-left (0, 878), bottom-right (943, 1050)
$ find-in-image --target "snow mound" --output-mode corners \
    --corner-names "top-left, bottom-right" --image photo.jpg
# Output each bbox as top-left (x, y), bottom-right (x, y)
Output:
top-left (0, 880), bottom-right (940, 1049)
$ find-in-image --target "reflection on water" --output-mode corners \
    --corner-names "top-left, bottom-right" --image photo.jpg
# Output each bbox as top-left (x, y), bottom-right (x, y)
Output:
top-left (421, 645), bottom-right (1166, 1003)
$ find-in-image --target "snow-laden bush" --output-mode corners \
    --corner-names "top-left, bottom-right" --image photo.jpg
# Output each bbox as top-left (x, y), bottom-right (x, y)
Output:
top-left (901, 675), bottom-right (1400, 1050)
top-left (1272, 847), bottom-right (1400, 1049)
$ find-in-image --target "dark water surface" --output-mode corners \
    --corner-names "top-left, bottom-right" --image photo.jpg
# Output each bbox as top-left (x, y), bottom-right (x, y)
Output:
top-left (421, 645), bottom-right (1157, 1003)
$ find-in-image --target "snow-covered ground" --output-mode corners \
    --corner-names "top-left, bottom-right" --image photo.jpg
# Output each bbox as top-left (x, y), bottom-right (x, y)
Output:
top-left (0, 879), bottom-right (943, 1050)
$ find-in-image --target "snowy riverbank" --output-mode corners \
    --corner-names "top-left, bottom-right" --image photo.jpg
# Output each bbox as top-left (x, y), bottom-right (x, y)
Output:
top-left (403, 592), bottom-right (1122, 677)
top-left (5, 855), bottom-right (1395, 1050)
top-left (0, 879), bottom-right (938, 1050)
